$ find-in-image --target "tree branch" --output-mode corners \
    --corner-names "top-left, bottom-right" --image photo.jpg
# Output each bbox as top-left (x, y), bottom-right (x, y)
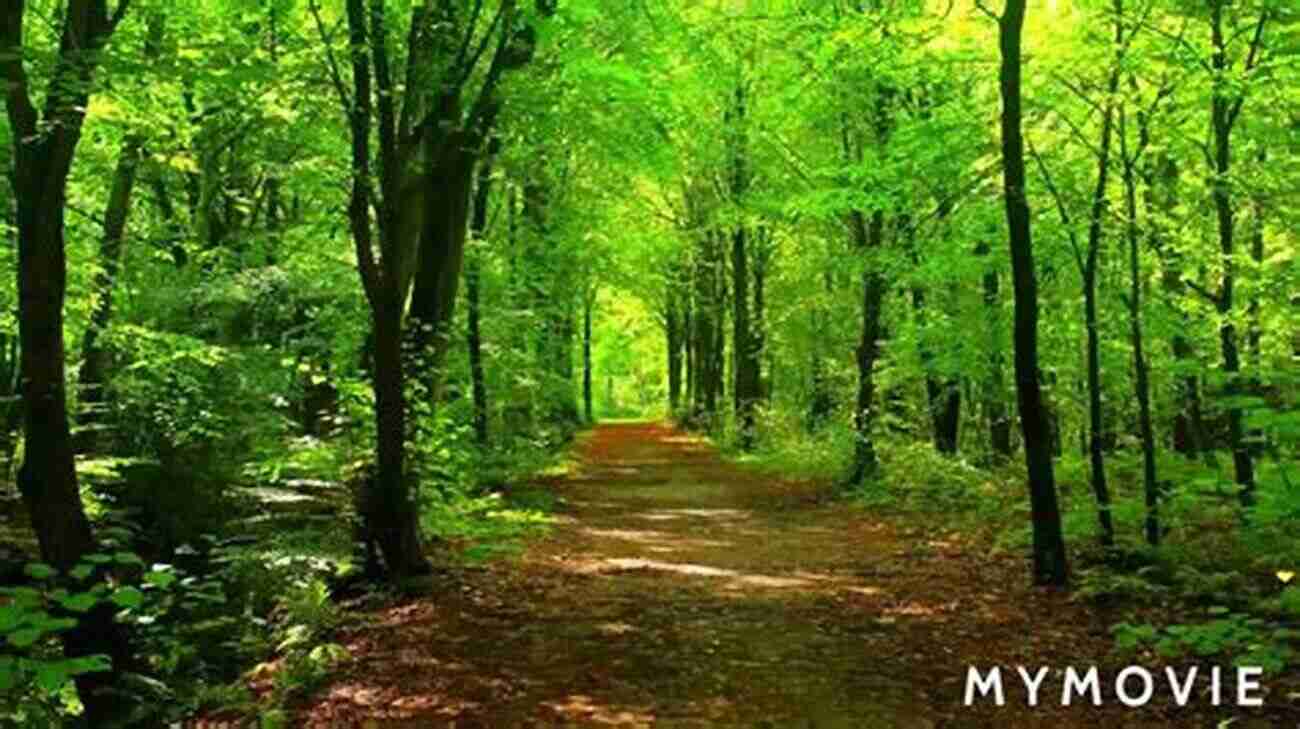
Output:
top-left (109, 0), bottom-right (132, 31)
top-left (370, 0), bottom-right (398, 212)
top-left (1182, 277), bottom-right (1221, 307)
top-left (1027, 137), bottom-right (1085, 275)
top-left (1227, 11), bottom-right (1269, 129)
top-left (308, 0), bottom-right (352, 118)
top-left (344, 0), bottom-right (380, 303)
top-left (0, 0), bottom-right (38, 139)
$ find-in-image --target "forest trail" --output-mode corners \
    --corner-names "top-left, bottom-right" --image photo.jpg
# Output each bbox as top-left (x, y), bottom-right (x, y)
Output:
top-left (298, 423), bottom-right (1164, 728)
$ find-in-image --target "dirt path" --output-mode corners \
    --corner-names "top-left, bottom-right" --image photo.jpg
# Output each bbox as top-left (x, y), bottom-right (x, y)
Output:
top-left (299, 423), bottom-right (1278, 728)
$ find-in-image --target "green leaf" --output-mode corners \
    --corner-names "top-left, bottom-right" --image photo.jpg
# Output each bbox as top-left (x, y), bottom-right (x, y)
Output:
top-left (7, 627), bottom-right (45, 648)
top-left (110, 586), bottom-right (145, 609)
top-left (24, 563), bottom-right (57, 580)
top-left (143, 570), bottom-right (177, 589)
top-left (57, 592), bottom-right (101, 613)
top-left (113, 552), bottom-right (145, 567)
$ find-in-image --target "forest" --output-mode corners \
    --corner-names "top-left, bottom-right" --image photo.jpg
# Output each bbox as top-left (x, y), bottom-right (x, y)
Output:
top-left (0, 0), bottom-right (1297, 726)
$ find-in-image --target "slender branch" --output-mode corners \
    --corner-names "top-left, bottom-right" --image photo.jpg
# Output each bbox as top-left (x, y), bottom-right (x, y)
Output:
top-left (397, 2), bottom-right (428, 142)
top-left (1140, 16), bottom-right (1213, 74)
top-left (457, 2), bottom-right (507, 90)
top-left (972, 0), bottom-right (999, 23)
top-left (344, 0), bottom-right (380, 303)
top-left (1183, 278), bottom-right (1222, 307)
top-left (370, 0), bottom-right (398, 210)
top-left (109, 0), bottom-right (132, 31)
top-left (1051, 72), bottom-right (1108, 119)
top-left (452, 0), bottom-right (487, 79)
top-left (0, 0), bottom-right (38, 138)
top-left (308, 0), bottom-right (352, 117)
top-left (1227, 11), bottom-right (1269, 129)
top-left (1027, 137), bottom-right (1085, 275)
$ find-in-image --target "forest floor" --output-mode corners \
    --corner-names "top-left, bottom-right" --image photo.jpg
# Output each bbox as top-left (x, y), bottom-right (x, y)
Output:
top-left (294, 422), bottom-right (1290, 728)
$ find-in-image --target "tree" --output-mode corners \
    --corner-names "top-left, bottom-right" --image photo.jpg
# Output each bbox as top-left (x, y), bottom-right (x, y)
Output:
top-left (989, 0), bottom-right (1068, 586)
top-left (1, 0), bottom-right (136, 719)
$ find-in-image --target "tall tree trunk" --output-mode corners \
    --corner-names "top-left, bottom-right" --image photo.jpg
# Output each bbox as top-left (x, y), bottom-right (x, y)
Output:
top-left (731, 225), bottom-right (757, 447)
top-left (466, 150), bottom-right (496, 447)
top-left (342, 0), bottom-right (428, 578)
top-left (407, 141), bottom-right (476, 401)
top-left (77, 134), bottom-right (143, 450)
top-left (666, 295), bottom-right (683, 414)
top-left (977, 242), bottom-right (1014, 461)
top-left (583, 291), bottom-right (594, 423)
top-left (1076, 4), bottom-right (1126, 549)
top-left (1120, 122), bottom-right (1160, 547)
top-left (912, 281), bottom-right (962, 455)
top-left (683, 298), bottom-right (694, 412)
top-left (466, 252), bottom-right (488, 444)
top-left (996, 0), bottom-right (1069, 586)
top-left (847, 209), bottom-right (886, 484)
top-left (692, 233), bottom-right (719, 425)
top-left (1208, 0), bottom-right (1261, 509)
top-left (808, 271), bottom-right (834, 431)
top-left (1082, 273), bottom-right (1114, 546)
top-left (727, 83), bottom-right (759, 448)
top-left (753, 231), bottom-right (769, 403)
top-left (3, 1), bottom-right (137, 719)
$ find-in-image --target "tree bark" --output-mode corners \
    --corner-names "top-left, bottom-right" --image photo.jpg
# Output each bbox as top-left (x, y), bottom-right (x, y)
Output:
top-left (407, 139), bottom-right (476, 400)
top-left (996, 0), bottom-right (1068, 586)
top-left (1208, 0), bottom-right (1261, 509)
top-left (976, 241), bottom-right (1014, 461)
top-left (466, 151), bottom-right (496, 447)
top-left (583, 291), bottom-right (594, 423)
top-left (847, 209), bottom-right (886, 484)
top-left (341, 0), bottom-right (429, 578)
top-left (692, 231), bottom-right (721, 425)
top-left (731, 224), bottom-right (758, 447)
top-left (1120, 119), bottom-right (1160, 547)
top-left (666, 294), bottom-right (683, 414)
top-left (2, 1), bottom-right (139, 720)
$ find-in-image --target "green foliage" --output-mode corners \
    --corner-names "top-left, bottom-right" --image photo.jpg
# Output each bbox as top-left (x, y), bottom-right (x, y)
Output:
top-left (0, 571), bottom-right (107, 725)
top-left (1113, 612), bottom-right (1298, 675)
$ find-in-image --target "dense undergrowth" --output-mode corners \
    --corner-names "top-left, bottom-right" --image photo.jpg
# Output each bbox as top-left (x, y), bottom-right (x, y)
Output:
top-left (0, 313), bottom-right (567, 727)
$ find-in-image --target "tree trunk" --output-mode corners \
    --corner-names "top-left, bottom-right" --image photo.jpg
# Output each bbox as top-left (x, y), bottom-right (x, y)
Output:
top-left (753, 230), bottom-right (769, 403)
top-left (77, 135), bottom-right (143, 450)
top-left (1208, 0), bottom-right (1257, 509)
top-left (976, 242), bottom-right (1014, 461)
top-left (666, 295), bottom-right (683, 414)
top-left (466, 144), bottom-right (499, 447)
top-left (847, 209), bottom-right (886, 484)
top-left (1121, 134), bottom-right (1160, 547)
top-left (407, 142), bottom-right (476, 401)
top-left (583, 292), bottom-right (594, 423)
top-left (996, 0), bottom-right (1069, 586)
top-left (342, 0), bottom-right (428, 578)
top-left (683, 299), bottom-right (694, 412)
top-left (466, 251), bottom-right (488, 444)
top-left (692, 234), bottom-right (719, 425)
top-left (731, 225), bottom-right (758, 448)
top-left (368, 299), bottom-right (428, 576)
top-left (1082, 272), bottom-right (1114, 546)
top-left (3, 1), bottom-right (139, 719)
top-left (466, 177), bottom-right (491, 446)
top-left (911, 281), bottom-right (961, 455)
